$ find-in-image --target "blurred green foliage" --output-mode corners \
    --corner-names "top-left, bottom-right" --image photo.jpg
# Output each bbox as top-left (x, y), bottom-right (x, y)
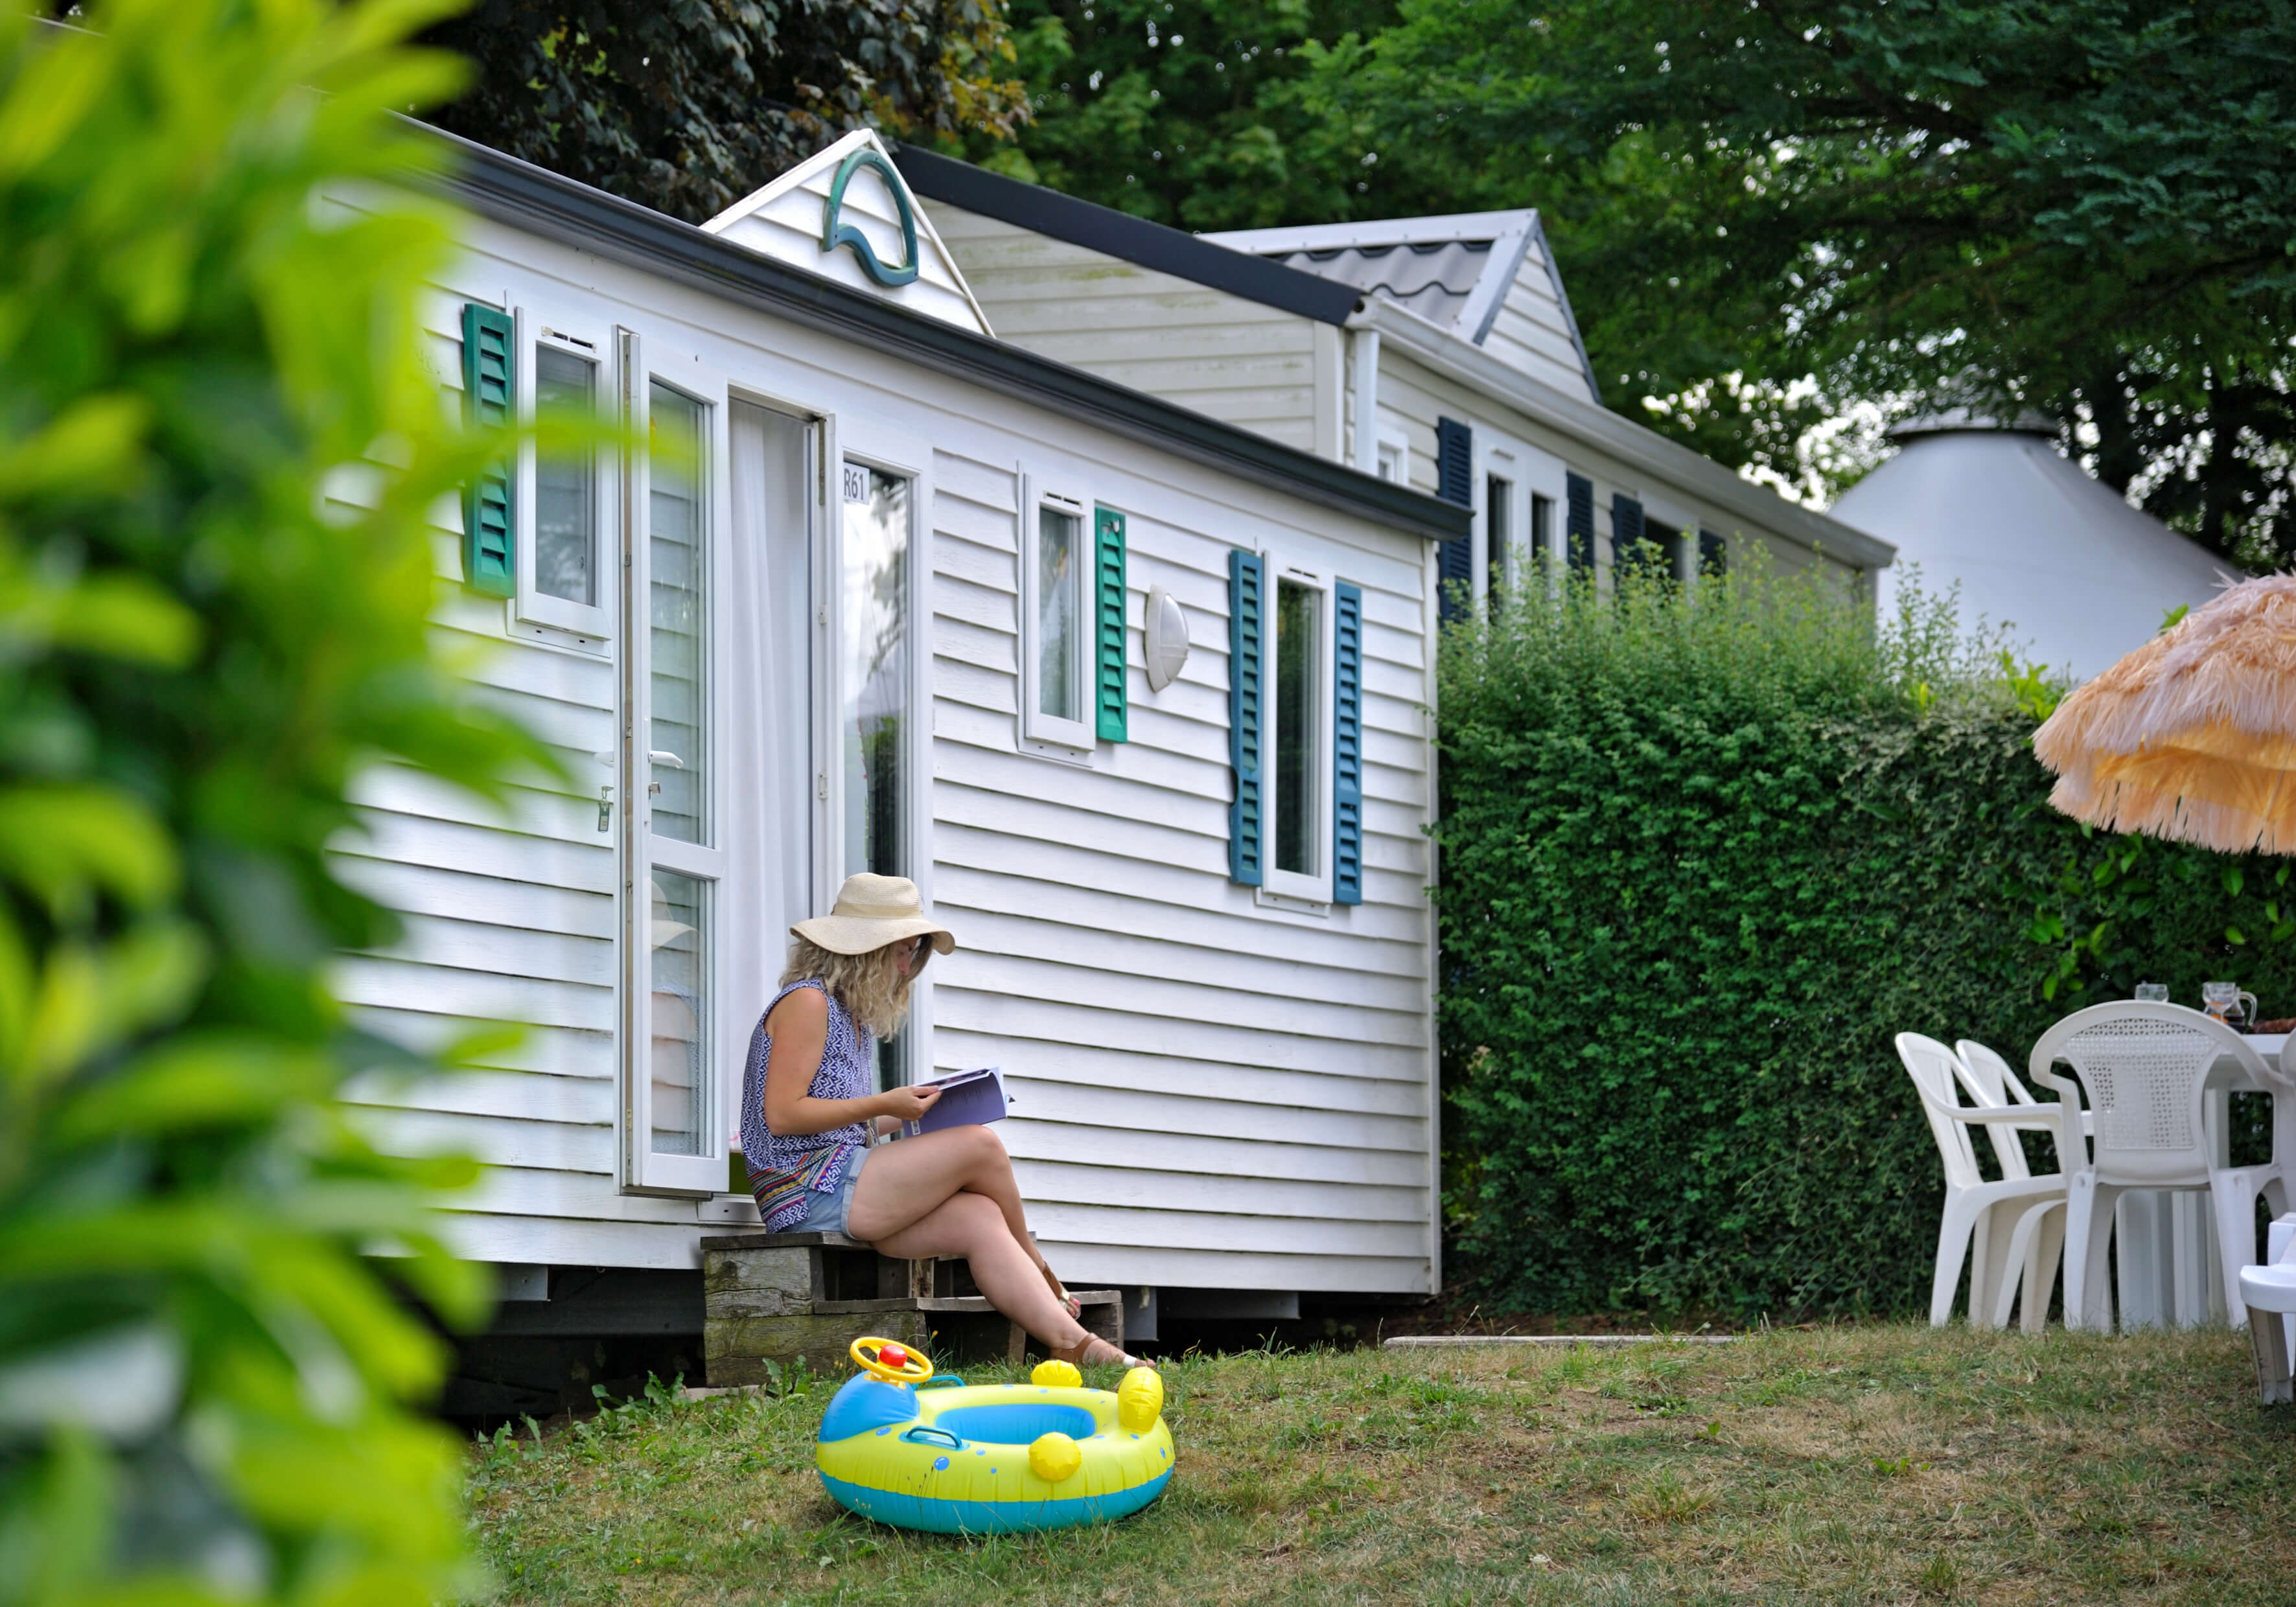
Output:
top-left (1437, 566), bottom-right (2296, 1319)
top-left (0, 1), bottom-right (547, 1599)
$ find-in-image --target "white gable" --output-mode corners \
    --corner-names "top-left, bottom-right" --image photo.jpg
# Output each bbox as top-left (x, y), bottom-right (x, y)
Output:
top-left (1205, 211), bottom-right (1598, 402)
top-left (702, 130), bottom-right (993, 336)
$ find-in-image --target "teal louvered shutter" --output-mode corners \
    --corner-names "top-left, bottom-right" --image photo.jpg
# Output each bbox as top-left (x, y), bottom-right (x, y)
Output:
top-left (459, 303), bottom-right (515, 597)
top-left (1227, 549), bottom-right (1264, 886)
top-left (1332, 581), bottom-right (1363, 906)
top-left (1095, 506), bottom-right (1128, 742)
top-left (1435, 418), bottom-right (1472, 621)
top-left (1565, 472), bottom-right (1595, 573)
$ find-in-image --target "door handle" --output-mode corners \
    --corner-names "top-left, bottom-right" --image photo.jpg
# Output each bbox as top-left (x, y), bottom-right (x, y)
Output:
top-left (647, 750), bottom-right (685, 769)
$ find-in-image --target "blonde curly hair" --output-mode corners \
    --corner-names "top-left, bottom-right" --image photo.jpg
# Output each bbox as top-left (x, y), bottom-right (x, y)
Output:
top-left (780, 934), bottom-right (922, 1039)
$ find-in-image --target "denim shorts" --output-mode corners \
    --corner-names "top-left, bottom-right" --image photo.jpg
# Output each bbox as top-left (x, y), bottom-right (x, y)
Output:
top-left (787, 1144), bottom-right (864, 1235)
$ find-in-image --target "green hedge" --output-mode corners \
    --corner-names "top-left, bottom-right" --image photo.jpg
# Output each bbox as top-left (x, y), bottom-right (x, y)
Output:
top-left (1437, 571), bottom-right (2296, 1319)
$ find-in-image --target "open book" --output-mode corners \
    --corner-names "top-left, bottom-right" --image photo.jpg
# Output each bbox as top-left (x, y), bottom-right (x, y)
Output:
top-left (900, 1065), bottom-right (1012, 1140)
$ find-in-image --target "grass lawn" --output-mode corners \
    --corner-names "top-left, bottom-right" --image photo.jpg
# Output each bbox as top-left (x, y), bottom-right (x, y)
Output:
top-left (469, 1324), bottom-right (2296, 1604)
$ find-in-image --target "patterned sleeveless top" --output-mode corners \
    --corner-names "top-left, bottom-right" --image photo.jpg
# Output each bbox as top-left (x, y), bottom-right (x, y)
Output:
top-left (741, 979), bottom-right (875, 1232)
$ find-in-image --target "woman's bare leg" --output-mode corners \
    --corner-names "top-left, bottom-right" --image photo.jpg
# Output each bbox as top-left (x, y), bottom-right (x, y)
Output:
top-left (868, 1193), bottom-right (1089, 1350)
top-left (847, 1127), bottom-right (1058, 1276)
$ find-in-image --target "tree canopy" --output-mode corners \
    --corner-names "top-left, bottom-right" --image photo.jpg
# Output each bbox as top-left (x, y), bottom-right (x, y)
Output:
top-left (984, 0), bottom-right (2296, 561)
top-left (424, 0), bottom-right (1028, 224)
top-left (424, 0), bottom-right (2296, 562)
top-left (1325, 0), bottom-right (2296, 560)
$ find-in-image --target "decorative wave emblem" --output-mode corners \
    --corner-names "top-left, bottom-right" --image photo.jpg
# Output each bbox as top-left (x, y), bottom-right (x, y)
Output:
top-left (820, 148), bottom-right (920, 288)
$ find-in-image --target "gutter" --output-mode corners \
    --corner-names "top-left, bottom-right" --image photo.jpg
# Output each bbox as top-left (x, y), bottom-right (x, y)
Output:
top-left (418, 130), bottom-right (1468, 546)
top-left (1354, 297), bottom-right (1897, 570)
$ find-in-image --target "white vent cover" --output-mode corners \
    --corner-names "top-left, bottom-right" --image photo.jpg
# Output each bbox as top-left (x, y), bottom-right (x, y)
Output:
top-left (1144, 584), bottom-right (1189, 693)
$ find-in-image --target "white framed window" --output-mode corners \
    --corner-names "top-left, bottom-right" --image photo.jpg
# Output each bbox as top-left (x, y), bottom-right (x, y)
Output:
top-left (1481, 459), bottom-right (1520, 614)
top-left (1264, 560), bottom-right (1336, 905)
top-left (1486, 434), bottom-right (1570, 591)
top-left (513, 303), bottom-right (614, 645)
top-left (619, 329), bottom-right (733, 1196)
top-left (1020, 480), bottom-right (1096, 754)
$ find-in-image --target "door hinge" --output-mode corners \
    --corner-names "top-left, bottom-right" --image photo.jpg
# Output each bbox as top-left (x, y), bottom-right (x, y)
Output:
top-left (817, 772), bottom-right (827, 800)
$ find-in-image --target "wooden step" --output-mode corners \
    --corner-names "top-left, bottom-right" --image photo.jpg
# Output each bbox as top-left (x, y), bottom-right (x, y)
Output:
top-left (703, 1236), bottom-right (1128, 1382)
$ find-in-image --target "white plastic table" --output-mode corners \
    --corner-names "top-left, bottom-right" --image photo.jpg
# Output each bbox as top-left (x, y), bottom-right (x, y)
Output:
top-left (2105, 1032), bottom-right (2283, 1329)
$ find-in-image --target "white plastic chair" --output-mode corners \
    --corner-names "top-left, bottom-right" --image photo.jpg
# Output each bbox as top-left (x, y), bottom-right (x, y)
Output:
top-left (1896, 1034), bottom-right (2070, 1330)
top-left (1957, 1038), bottom-right (2094, 1160)
top-left (2239, 1213), bottom-right (2296, 1404)
top-left (2029, 1002), bottom-right (2289, 1332)
top-left (1952, 1039), bottom-right (2077, 1330)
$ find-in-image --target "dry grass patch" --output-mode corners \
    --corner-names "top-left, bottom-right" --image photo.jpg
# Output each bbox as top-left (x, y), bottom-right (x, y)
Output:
top-left (468, 1324), bottom-right (2296, 1605)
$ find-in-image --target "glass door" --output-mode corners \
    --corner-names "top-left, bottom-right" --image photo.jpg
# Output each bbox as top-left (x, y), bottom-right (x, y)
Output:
top-left (620, 331), bottom-right (733, 1196)
top-left (838, 457), bottom-right (913, 1087)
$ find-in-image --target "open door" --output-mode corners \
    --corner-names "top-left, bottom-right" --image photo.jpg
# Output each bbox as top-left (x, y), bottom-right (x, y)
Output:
top-left (619, 330), bottom-right (734, 1196)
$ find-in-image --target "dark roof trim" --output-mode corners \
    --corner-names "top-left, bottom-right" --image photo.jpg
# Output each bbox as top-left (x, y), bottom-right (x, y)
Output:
top-left (421, 132), bottom-right (1467, 544)
top-left (1466, 223), bottom-right (1535, 348)
top-left (890, 146), bottom-right (1365, 328)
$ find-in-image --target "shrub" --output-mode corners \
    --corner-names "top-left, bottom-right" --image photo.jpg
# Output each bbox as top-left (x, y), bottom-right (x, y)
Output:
top-left (0, 3), bottom-right (542, 1599)
top-left (1437, 566), bottom-right (2296, 1319)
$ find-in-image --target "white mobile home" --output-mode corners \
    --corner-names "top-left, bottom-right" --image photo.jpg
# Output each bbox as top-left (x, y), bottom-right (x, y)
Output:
top-left (332, 130), bottom-right (1465, 1349)
top-left (893, 150), bottom-right (1895, 607)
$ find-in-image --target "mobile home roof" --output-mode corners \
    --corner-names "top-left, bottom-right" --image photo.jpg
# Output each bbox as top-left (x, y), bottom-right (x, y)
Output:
top-left (425, 131), bottom-right (1469, 546)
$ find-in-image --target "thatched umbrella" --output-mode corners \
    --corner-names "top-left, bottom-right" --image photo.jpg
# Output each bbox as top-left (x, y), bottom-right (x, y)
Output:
top-left (2034, 573), bottom-right (2296, 854)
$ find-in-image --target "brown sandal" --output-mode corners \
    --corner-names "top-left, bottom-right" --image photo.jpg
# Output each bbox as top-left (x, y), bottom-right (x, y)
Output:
top-left (1050, 1332), bottom-right (1142, 1370)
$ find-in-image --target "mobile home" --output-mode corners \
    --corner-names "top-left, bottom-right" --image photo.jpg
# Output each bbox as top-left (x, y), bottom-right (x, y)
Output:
top-left (893, 150), bottom-right (1895, 608)
top-left (332, 130), bottom-right (1465, 1362)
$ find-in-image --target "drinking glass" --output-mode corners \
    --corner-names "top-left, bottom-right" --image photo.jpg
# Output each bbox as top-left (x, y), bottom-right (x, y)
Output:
top-left (2135, 982), bottom-right (2170, 1003)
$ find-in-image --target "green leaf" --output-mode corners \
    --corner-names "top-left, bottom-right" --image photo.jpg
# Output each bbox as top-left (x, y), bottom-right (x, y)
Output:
top-left (0, 784), bottom-right (176, 913)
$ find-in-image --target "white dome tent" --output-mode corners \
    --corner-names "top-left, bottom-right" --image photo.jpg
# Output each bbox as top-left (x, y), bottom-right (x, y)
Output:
top-left (1831, 411), bottom-right (2239, 682)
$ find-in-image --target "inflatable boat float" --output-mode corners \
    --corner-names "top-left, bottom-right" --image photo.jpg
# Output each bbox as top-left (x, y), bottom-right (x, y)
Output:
top-left (815, 1337), bottom-right (1172, 1534)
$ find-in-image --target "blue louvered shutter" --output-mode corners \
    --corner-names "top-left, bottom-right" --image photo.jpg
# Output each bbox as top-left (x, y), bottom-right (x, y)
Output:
top-left (1699, 528), bottom-right (1727, 575)
top-left (460, 303), bottom-right (515, 597)
top-left (1612, 493), bottom-right (1644, 576)
top-left (1227, 549), bottom-right (1264, 886)
top-left (1333, 581), bottom-right (1364, 906)
top-left (1566, 472), bottom-right (1595, 573)
top-left (1435, 418), bottom-right (1473, 620)
top-left (1095, 506), bottom-right (1128, 742)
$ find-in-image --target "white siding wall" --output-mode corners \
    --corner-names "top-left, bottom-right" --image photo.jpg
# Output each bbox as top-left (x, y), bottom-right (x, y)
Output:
top-left (926, 447), bottom-right (1435, 1292)
top-left (329, 289), bottom-right (706, 1270)
top-left (923, 202), bottom-right (1325, 456)
top-left (333, 213), bottom-right (1437, 1291)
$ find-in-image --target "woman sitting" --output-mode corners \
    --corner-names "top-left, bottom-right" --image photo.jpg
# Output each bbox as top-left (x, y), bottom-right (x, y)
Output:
top-left (742, 872), bottom-right (1139, 1369)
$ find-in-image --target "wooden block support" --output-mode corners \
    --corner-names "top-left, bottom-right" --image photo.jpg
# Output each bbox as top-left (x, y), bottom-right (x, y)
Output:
top-left (2250, 1304), bottom-right (2294, 1405)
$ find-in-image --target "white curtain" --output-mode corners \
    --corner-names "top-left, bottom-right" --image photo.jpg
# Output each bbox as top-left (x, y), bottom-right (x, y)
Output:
top-left (725, 401), bottom-right (815, 1151)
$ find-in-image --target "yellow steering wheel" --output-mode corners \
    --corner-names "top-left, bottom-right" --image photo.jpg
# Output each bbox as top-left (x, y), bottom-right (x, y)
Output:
top-left (850, 1335), bottom-right (934, 1385)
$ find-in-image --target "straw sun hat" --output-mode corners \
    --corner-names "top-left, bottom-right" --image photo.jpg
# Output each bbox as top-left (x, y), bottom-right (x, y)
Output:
top-left (793, 873), bottom-right (957, 958)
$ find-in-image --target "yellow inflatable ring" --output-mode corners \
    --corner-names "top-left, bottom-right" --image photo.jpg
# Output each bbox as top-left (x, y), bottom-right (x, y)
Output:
top-left (815, 1339), bottom-right (1173, 1534)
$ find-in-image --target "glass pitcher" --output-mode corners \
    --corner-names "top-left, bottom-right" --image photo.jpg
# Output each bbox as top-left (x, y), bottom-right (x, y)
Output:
top-left (2203, 980), bottom-right (2259, 1028)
